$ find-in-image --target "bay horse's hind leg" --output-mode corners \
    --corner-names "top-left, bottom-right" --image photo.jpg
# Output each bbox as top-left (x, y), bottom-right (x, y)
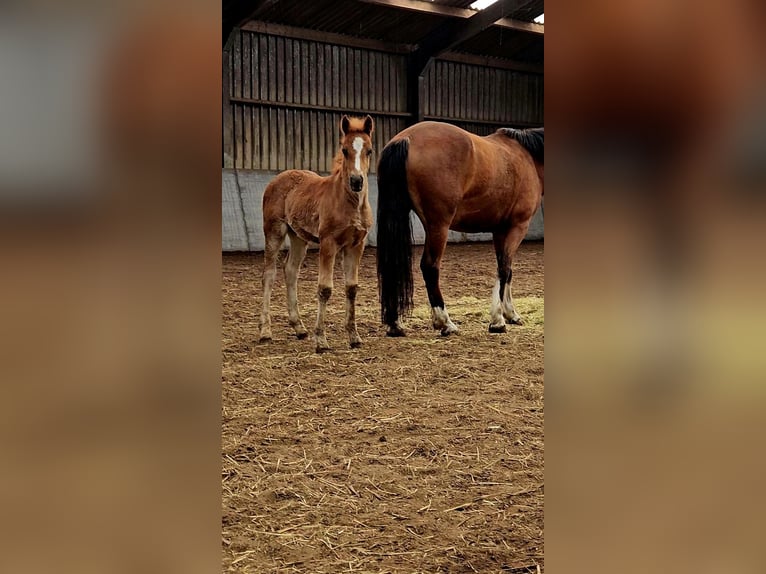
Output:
top-left (422, 226), bottom-right (458, 336)
top-left (489, 223), bottom-right (530, 333)
top-left (285, 230), bottom-right (309, 339)
top-left (342, 242), bottom-right (365, 348)
top-left (259, 220), bottom-right (288, 342)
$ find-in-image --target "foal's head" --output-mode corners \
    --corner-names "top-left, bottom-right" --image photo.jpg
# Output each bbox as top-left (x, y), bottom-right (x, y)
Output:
top-left (338, 115), bottom-right (374, 193)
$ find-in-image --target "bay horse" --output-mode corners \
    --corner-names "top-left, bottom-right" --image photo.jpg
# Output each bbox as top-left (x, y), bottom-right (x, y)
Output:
top-left (376, 121), bottom-right (543, 337)
top-left (259, 115), bottom-right (375, 352)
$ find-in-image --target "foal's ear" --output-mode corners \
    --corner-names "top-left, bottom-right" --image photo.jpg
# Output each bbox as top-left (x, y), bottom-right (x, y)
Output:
top-left (340, 115), bottom-right (350, 136)
top-left (363, 115), bottom-right (374, 136)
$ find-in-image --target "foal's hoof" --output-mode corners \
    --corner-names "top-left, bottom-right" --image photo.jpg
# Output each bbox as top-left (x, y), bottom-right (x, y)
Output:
top-left (315, 346), bottom-right (331, 354)
top-left (258, 333), bottom-right (272, 343)
top-left (295, 332), bottom-right (308, 340)
top-left (350, 340), bottom-right (362, 349)
top-left (489, 324), bottom-right (508, 334)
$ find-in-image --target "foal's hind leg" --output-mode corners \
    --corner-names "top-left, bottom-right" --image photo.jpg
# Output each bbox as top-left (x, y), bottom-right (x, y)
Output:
top-left (259, 221), bottom-right (287, 342)
top-left (285, 231), bottom-right (309, 339)
top-left (421, 226), bottom-right (458, 336)
top-left (314, 238), bottom-right (339, 353)
top-left (489, 223), bottom-right (530, 333)
top-left (342, 241), bottom-right (365, 348)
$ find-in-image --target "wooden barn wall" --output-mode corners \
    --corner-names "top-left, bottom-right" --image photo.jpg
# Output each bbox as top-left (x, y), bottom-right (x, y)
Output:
top-left (225, 29), bottom-right (409, 173)
top-left (422, 60), bottom-right (543, 133)
top-left (223, 28), bottom-right (544, 172)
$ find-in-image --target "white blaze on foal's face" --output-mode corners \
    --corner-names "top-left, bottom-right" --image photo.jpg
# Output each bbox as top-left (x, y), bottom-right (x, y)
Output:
top-left (353, 137), bottom-right (364, 172)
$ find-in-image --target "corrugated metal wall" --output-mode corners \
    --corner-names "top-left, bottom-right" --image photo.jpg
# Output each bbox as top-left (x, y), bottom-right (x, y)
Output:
top-left (223, 28), bottom-right (544, 170)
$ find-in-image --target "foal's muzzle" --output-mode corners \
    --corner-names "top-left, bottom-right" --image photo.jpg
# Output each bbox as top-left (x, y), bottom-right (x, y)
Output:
top-left (350, 175), bottom-right (364, 192)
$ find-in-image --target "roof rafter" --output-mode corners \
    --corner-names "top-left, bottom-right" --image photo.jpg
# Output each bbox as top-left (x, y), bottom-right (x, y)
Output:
top-left (357, 0), bottom-right (543, 35)
top-left (412, 0), bottom-right (528, 73)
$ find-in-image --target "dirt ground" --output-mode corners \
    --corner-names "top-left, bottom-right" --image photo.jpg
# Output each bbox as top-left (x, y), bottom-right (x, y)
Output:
top-left (222, 241), bottom-right (544, 573)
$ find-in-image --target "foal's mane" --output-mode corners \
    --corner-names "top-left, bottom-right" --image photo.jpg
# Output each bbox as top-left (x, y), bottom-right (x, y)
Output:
top-left (331, 149), bottom-right (345, 175)
top-left (497, 127), bottom-right (544, 164)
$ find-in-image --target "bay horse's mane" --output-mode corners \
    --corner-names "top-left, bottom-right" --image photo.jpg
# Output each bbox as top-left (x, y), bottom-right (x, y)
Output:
top-left (497, 127), bottom-right (544, 164)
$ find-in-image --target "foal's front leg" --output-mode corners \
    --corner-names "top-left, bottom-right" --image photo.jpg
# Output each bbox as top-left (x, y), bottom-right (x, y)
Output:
top-left (343, 242), bottom-right (365, 348)
top-left (314, 239), bottom-right (338, 353)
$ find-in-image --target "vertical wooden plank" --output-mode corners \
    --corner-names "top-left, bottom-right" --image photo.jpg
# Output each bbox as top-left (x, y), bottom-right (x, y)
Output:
top-left (375, 51), bottom-right (382, 111)
top-left (325, 44), bottom-right (333, 107)
top-left (354, 49), bottom-right (362, 110)
top-left (293, 108), bottom-right (301, 168)
top-left (498, 70), bottom-right (506, 124)
top-left (255, 107), bottom-right (261, 171)
top-left (316, 43), bottom-right (325, 107)
top-left (276, 36), bottom-right (285, 103)
top-left (277, 108), bottom-right (285, 171)
top-left (400, 57), bottom-right (407, 114)
top-left (301, 41), bottom-right (309, 105)
top-left (267, 36), bottom-right (275, 101)
top-left (231, 33), bottom-right (242, 169)
top-left (222, 47), bottom-right (234, 168)
top-left (269, 107), bottom-right (277, 170)
top-left (458, 63), bottom-right (464, 120)
top-left (232, 30), bottom-right (241, 100)
top-left (380, 53), bottom-right (391, 112)
top-left (284, 38), bottom-right (293, 103)
top-left (484, 68), bottom-right (497, 121)
top-left (308, 42), bottom-right (316, 106)
top-left (242, 32), bottom-right (250, 99)
top-left (369, 51), bottom-right (376, 111)
top-left (312, 113), bottom-right (320, 172)
top-left (362, 50), bottom-right (370, 111)
top-left (460, 64), bottom-right (467, 121)
top-left (317, 112), bottom-right (327, 171)
top-left (285, 109), bottom-right (292, 168)
top-left (259, 35), bottom-right (267, 100)
top-left (446, 62), bottom-right (452, 119)
top-left (291, 39), bottom-right (299, 104)
top-left (332, 46), bottom-right (340, 107)
top-left (351, 49), bottom-right (357, 110)
top-left (339, 47), bottom-right (347, 109)
top-left (242, 35), bottom-right (252, 169)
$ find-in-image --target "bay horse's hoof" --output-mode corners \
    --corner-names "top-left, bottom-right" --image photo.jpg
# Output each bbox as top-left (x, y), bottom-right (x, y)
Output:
top-left (295, 332), bottom-right (308, 340)
top-left (440, 325), bottom-right (459, 337)
top-left (350, 341), bottom-right (362, 349)
top-left (489, 324), bottom-right (508, 334)
top-left (258, 334), bottom-right (272, 343)
top-left (386, 325), bottom-right (406, 337)
top-left (315, 346), bottom-right (331, 354)
top-left (504, 313), bottom-right (524, 325)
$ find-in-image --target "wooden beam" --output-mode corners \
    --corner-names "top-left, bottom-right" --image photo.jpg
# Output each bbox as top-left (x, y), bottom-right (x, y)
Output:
top-left (224, 0), bottom-right (285, 47)
top-left (357, 0), bottom-right (543, 35)
top-left (412, 0), bottom-right (527, 72)
top-left (229, 96), bottom-right (413, 118)
top-left (438, 51), bottom-right (542, 74)
top-left (241, 21), bottom-right (413, 53)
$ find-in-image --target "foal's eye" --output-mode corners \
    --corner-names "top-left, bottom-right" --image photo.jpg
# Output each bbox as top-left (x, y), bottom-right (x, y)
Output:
top-left (366, 149), bottom-right (373, 156)
top-left (342, 149), bottom-right (349, 158)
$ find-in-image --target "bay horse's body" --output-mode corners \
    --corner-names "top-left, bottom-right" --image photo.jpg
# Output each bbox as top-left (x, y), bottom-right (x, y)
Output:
top-left (259, 115), bottom-right (375, 352)
top-left (376, 121), bottom-right (543, 336)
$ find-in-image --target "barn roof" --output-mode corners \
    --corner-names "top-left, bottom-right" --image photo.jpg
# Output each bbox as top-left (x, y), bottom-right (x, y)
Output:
top-left (223, 0), bottom-right (543, 69)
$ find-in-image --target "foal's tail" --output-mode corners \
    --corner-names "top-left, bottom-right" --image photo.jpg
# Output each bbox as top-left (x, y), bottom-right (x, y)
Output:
top-left (376, 138), bottom-right (414, 327)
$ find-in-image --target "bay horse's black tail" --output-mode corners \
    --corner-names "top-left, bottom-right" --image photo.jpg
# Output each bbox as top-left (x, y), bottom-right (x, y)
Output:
top-left (376, 138), bottom-right (413, 327)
